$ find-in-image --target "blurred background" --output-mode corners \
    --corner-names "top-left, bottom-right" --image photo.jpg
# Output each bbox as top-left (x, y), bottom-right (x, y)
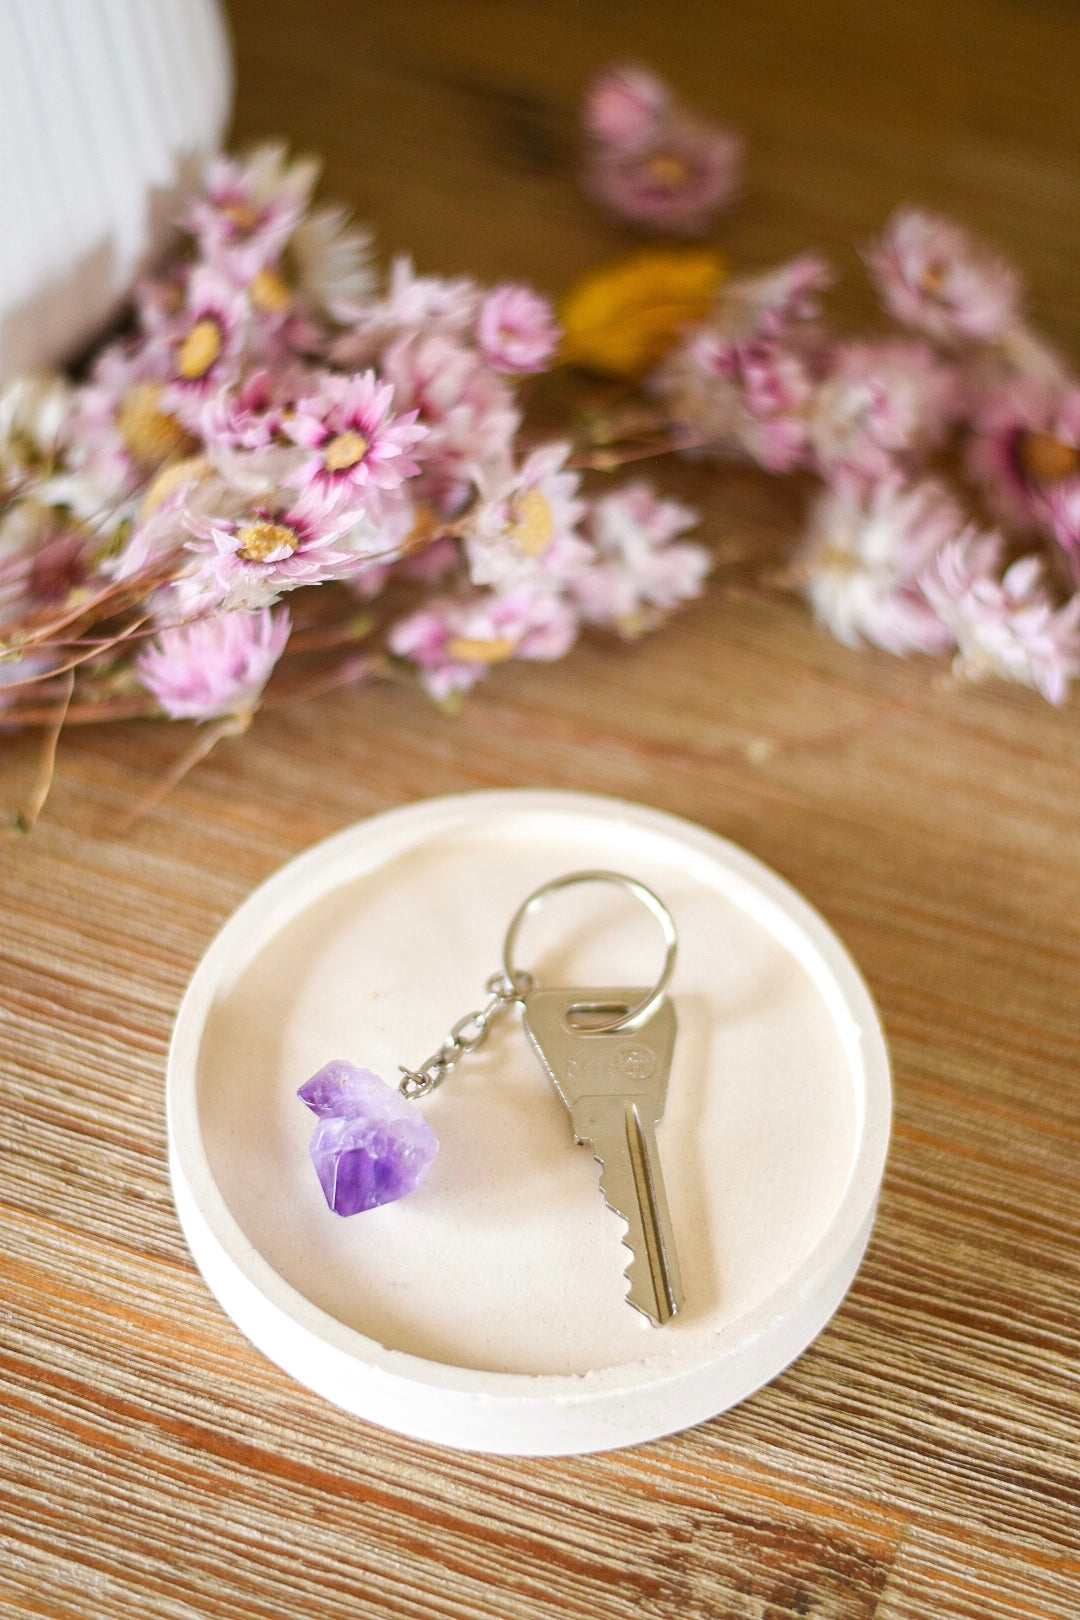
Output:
top-left (223, 0), bottom-right (1079, 347)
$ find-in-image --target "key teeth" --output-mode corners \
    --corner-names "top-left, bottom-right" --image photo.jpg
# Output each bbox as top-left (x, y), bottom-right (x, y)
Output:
top-left (592, 1151), bottom-right (660, 1318)
top-left (590, 1147), bottom-right (633, 1245)
top-left (620, 1244), bottom-right (649, 1301)
top-left (591, 1145), bottom-right (627, 1218)
top-left (593, 1146), bottom-right (681, 1326)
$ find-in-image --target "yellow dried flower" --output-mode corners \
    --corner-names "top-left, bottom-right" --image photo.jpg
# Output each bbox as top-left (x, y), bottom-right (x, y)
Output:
top-left (559, 250), bottom-right (725, 380)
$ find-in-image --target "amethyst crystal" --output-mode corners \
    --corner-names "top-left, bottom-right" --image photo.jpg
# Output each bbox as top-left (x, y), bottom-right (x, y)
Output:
top-left (297, 1060), bottom-right (438, 1216)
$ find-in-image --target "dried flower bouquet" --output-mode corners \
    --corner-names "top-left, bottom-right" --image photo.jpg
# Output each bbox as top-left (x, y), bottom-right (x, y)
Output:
top-left (2, 65), bottom-right (1077, 824)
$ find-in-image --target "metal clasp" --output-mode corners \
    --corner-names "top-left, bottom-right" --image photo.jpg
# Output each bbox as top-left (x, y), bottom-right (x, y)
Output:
top-left (398, 971), bottom-right (534, 1099)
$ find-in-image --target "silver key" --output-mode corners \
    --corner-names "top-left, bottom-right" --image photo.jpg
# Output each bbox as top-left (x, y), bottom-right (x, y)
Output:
top-left (523, 986), bottom-right (684, 1326)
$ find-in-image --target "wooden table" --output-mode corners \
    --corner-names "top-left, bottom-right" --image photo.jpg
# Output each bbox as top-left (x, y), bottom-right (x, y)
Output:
top-left (2, 2), bottom-right (1078, 1614)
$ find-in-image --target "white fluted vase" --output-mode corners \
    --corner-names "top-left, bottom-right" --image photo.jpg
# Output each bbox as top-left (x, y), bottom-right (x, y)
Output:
top-left (0, 0), bottom-right (233, 382)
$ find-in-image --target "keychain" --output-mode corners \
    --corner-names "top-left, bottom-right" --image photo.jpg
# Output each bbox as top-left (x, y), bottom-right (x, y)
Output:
top-left (298, 870), bottom-right (684, 1324)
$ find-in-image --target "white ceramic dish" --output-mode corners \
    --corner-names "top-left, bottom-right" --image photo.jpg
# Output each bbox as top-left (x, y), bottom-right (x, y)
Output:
top-left (167, 790), bottom-right (891, 1455)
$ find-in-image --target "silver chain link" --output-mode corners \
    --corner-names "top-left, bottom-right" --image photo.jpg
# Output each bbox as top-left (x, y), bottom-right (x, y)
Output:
top-left (398, 970), bottom-right (535, 1100)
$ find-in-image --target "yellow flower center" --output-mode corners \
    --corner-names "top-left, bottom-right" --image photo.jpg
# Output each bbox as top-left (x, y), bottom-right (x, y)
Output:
top-left (1016, 430), bottom-right (1079, 486)
top-left (644, 151), bottom-right (692, 192)
top-left (446, 635), bottom-right (518, 664)
top-left (508, 488), bottom-right (554, 557)
top-left (177, 318), bottom-right (224, 382)
top-left (323, 431), bottom-right (370, 473)
top-left (141, 454), bottom-right (208, 517)
top-left (222, 201), bottom-right (261, 234)
top-left (251, 266), bottom-right (293, 315)
top-left (919, 262), bottom-right (948, 296)
top-left (237, 520), bottom-right (300, 562)
top-left (117, 383), bottom-right (192, 468)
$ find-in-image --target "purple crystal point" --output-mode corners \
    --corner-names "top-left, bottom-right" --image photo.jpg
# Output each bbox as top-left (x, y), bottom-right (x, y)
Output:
top-left (298, 1060), bottom-right (438, 1216)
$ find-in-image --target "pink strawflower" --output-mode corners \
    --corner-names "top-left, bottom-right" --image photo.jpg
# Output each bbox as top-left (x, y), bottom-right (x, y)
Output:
top-left (376, 259), bottom-right (480, 331)
top-left (62, 340), bottom-right (183, 507)
top-left (865, 208), bottom-right (1022, 345)
top-left (585, 118), bottom-right (742, 237)
top-left (381, 332), bottom-right (521, 515)
top-left (187, 142), bottom-right (320, 281)
top-left (573, 482), bottom-right (710, 631)
top-left (476, 285), bottom-right (561, 374)
top-left (462, 444), bottom-right (590, 590)
top-left (193, 374), bottom-right (305, 505)
top-left (808, 340), bottom-right (958, 481)
top-left (0, 501), bottom-right (99, 626)
top-left (283, 369), bottom-right (426, 518)
top-left (184, 493), bottom-right (378, 610)
top-left (137, 606), bottom-right (291, 719)
top-left (920, 532), bottom-right (1080, 703)
top-left (196, 363), bottom-right (312, 453)
top-left (583, 65), bottom-right (671, 149)
top-left (389, 586), bottom-right (578, 700)
top-left (654, 328), bottom-right (814, 472)
top-left (721, 255), bottom-right (834, 341)
top-left (589, 480), bottom-right (699, 550)
top-left (582, 64), bottom-right (741, 236)
top-left (799, 475), bottom-right (962, 655)
top-left (967, 379), bottom-right (1080, 538)
top-left (159, 266), bottom-right (250, 422)
top-left (651, 255), bottom-right (834, 471)
top-left (334, 258), bottom-right (481, 360)
top-left (226, 203), bottom-right (374, 358)
top-left (199, 368), bottom-right (280, 452)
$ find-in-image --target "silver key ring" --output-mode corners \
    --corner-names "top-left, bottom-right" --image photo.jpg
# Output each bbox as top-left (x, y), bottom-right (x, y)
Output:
top-left (502, 869), bottom-right (677, 1034)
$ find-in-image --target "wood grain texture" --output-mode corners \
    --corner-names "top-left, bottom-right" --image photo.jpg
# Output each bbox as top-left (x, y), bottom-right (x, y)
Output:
top-left (1, 2), bottom-right (1078, 1616)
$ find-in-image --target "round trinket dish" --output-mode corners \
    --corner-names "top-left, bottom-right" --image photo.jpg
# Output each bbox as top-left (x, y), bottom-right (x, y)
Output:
top-left (167, 790), bottom-right (891, 1455)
